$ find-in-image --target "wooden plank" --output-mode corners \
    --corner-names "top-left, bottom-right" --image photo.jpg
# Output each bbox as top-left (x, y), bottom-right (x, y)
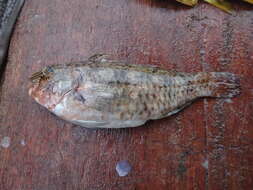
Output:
top-left (0, 0), bottom-right (252, 189)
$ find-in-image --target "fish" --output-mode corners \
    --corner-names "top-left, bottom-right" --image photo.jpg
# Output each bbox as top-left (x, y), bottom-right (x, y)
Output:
top-left (29, 54), bottom-right (241, 128)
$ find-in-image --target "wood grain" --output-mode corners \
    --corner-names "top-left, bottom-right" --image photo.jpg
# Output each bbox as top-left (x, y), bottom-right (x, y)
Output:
top-left (0, 0), bottom-right (252, 189)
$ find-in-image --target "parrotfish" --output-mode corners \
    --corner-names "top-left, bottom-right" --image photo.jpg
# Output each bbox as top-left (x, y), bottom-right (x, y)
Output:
top-left (29, 54), bottom-right (240, 128)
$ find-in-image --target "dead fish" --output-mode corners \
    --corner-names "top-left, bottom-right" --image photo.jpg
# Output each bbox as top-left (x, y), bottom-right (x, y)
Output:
top-left (29, 54), bottom-right (241, 128)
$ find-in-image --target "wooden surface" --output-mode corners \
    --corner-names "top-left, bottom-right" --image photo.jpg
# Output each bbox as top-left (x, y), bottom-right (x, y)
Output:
top-left (0, 0), bottom-right (252, 189)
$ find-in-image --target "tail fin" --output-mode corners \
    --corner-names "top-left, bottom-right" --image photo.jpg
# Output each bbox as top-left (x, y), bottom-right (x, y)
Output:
top-left (209, 72), bottom-right (241, 98)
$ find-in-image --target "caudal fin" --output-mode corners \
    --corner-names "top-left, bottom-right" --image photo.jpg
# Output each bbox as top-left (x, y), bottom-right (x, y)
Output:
top-left (209, 72), bottom-right (241, 98)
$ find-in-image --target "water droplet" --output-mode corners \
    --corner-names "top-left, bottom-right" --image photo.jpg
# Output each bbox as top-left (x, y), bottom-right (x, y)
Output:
top-left (202, 160), bottom-right (208, 169)
top-left (1, 137), bottom-right (11, 148)
top-left (21, 139), bottom-right (26, 146)
top-left (224, 99), bottom-right (233, 103)
top-left (200, 50), bottom-right (205, 55)
top-left (116, 160), bottom-right (132, 177)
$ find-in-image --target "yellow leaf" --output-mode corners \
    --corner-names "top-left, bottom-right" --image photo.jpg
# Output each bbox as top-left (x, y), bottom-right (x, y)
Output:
top-left (243, 0), bottom-right (253, 4)
top-left (203, 0), bottom-right (233, 13)
top-left (176, 0), bottom-right (198, 6)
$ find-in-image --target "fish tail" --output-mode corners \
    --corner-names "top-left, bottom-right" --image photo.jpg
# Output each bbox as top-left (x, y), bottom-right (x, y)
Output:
top-left (206, 72), bottom-right (241, 98)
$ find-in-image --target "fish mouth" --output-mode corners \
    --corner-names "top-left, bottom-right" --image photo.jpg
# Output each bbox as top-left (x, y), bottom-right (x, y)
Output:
top-left (28, 79), bottom-right (40, 98)
top-left (28, 78), bottom-right (53, 110)
top-left (28, 69), bottom-right (48, 100)
top-left (28, 70), bottom-right (44, 97)
top-left (28, 68), bottom-right (61, 111)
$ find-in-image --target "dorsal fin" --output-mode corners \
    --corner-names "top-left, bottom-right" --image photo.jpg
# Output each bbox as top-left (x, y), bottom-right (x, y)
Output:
top-left (88, 54), bottom-right (112, 63)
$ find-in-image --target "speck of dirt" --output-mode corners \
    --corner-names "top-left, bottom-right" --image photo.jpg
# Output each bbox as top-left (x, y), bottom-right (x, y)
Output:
top-left (177, 162), bottom-right (187, 176)
top-left (177, 151), bottom-right (190, 176)
top-left (202, 160), bottom-right (209, 169)
top-left (1, 136), bottom-right (11, 148)
top-left (224, 99), bottom-right (233, 103)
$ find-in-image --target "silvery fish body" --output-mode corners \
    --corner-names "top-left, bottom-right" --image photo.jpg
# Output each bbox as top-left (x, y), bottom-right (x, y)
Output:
top-left (29, 55), bottom-right (240, 128)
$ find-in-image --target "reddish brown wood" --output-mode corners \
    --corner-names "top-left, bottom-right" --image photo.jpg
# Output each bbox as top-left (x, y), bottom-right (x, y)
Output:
top-left (0, 0), bottom-right (252, 189)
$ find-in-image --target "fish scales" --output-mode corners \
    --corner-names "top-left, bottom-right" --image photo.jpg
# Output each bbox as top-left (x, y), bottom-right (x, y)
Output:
top-left (29, 55), bottom-right (240, 128)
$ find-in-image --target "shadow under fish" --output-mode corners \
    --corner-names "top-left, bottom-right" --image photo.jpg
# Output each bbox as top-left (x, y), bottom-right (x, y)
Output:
top-left (0, 0), bottom-right (25, 75)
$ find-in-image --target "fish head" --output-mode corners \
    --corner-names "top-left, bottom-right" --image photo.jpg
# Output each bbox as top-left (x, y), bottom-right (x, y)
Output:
top-left (29, 65), bottom-right (74, 110)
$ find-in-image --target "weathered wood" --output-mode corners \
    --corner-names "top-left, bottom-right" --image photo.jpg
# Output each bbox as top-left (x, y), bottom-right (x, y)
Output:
top-left (0, 0), bottom-right (252, 189)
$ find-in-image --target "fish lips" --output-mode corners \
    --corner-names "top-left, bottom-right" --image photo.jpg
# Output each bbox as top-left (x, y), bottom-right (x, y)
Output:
top-left (28, 77), bottom-right (59, 111)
